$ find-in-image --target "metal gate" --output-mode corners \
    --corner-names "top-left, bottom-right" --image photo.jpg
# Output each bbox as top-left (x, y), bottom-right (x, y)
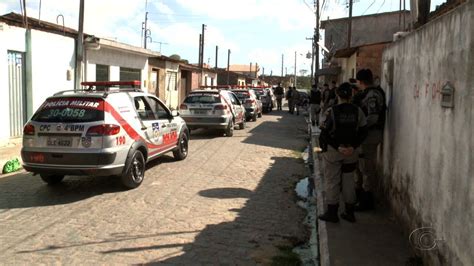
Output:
top-left (166, 71), bottom-right (178, 109)
top-left (7, 51), bottom-right (26, 137)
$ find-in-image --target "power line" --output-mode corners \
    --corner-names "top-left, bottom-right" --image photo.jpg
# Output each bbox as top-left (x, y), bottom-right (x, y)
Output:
top-left (376, 0), bottom-right (387, 13)
top-left (361, 0), bottom-right (376, 15)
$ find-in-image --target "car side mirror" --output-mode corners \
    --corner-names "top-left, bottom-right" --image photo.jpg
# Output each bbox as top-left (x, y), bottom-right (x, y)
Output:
top-left (171, 110), bottom-right (179, 117)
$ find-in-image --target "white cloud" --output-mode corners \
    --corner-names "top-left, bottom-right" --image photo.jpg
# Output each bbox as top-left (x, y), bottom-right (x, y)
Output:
top-left (175, 0), bottom-right (315, 31)
top-left (152, 2), bottom-right (174, 16)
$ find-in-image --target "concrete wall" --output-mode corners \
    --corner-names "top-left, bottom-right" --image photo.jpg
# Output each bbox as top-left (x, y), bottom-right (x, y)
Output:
top-left (0, 24), bottom-right (26, 144)
top-left (0, 24), bottom-right (75, 145)
top-left (336, 52), bottom-right (357, 84)
top-left (86, 48), bottom-right (149, 91)
top-left (323, 11), bottom-right (411, 52)
top-left (380, 3), bottom-right (473, 265)
top-left (191, 72), bottom-right (200, 90)
top-left (357, 43), bottom-right (386, 81)
top-left (30, 30), bottom-right (75, 112)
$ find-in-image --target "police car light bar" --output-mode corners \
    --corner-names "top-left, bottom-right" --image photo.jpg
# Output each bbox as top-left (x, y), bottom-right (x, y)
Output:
top-left (81, 80), bottom-right (141, 87)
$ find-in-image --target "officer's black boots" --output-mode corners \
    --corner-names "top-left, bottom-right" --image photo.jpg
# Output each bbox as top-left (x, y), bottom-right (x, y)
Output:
top-left (318, 204), bottom-right (339, 223)
top-left (355, 191), bottom-right (375, 211)
top-left (341, 203), bottom-right (356, 223)
top-left (355, 188), bottom-right (364, 203)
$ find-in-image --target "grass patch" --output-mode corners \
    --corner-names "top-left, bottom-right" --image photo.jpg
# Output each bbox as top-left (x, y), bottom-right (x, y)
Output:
top-left (271, 245), bottom-right (301, 266)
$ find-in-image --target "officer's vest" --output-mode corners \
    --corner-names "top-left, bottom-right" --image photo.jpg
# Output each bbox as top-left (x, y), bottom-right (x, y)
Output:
top-left (331, 103), bottom-right (359, 147)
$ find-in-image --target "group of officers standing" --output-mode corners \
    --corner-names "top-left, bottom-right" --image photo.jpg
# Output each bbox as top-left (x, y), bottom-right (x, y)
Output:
top-left (308, 69), bottom-right (386, 223)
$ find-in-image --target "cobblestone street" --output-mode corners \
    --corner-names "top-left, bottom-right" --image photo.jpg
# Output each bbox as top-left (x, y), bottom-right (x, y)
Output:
top-left (0, 111), bottom-right (309, 265)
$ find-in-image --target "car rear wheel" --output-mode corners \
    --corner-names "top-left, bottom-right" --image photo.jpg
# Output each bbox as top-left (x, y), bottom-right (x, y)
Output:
top-left (238, 117), bottom-right (246, 130)
top-left (173, 131), bottom-right (189, 160)
top-left (121, 150), bottom-right (145, 189)
top-left (258, 110), bottom-right (262, 118)
top-left (225, 120), bottom-right (234, 137)
top-left (40, 174), bottom-right (64, 185)
top-left (252, 113), bottom-right (257, 122)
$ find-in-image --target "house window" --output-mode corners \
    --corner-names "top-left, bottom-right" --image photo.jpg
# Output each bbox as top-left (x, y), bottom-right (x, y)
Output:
top-left (120, 67), bottom-right (141, 81)
top-left (96, 64), bottom-right (109, 81)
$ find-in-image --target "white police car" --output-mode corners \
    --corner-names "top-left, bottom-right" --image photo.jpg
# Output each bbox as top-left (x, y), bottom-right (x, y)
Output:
top-left (21, 81), bottom-right (189, 189)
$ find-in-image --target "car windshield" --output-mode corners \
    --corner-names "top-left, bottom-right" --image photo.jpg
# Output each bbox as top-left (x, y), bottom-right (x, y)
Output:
top-left (184, 94), bottom-right (221, 104)
top-left (233, 91), bottom-right (250, 100)
top-left (254, 90), bottom-right (265, 96)
top-left (31, 98), bottom-right (104, 123)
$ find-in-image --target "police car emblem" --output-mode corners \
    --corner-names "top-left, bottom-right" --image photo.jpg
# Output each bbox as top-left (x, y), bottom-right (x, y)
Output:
top-left (152, 122), bottom-right (160, 138)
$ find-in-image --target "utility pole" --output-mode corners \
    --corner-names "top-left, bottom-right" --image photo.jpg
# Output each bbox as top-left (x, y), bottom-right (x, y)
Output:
top-left (348, 0), bottom-right (353, 48)
top-left (227, 49), bottom-right (231, 85)
top-left (75, 0), bottom-right (84, 91)
top-left (143, 12), bottom-right (149, 48)
top-left (200, 24), bottom-right (206, 69)
top-left (198, 34), bottom-right (202, 67)
top-left (315, 0), bottom-right (320, 83)
top-left (294, 51), bottom-right (297, 87)
top-left (307, 37), bottom-right (314, 85)
top-left (281, 54), bottom-right (284, 77)
top-left (215, 45), bottom-right (218, 69)
top-left (403, 0), bottom-right (406, 30)
top-left (22, 0), bottom-right (28, 28)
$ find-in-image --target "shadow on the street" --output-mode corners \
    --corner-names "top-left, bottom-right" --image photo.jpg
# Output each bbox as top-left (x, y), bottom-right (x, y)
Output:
top-left (0, 153), bottom-right (185, 209)
top-left (198, 188), bottom-right (253, 199)
top-left (0, 172), bottom-right (126, 209)
top-left (241, 111), bottom-right (308, 151)
top-left (16, 230), bottom-right (200, 254)
top-left (88, 156), bottom-right (307, 264)
top-left (188, 128), bottom-right (225, 140)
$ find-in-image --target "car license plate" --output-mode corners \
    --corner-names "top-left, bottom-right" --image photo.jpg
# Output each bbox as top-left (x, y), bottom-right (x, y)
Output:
top-left (193, 110), bottom-right (208, 115)
top-left (47, 137), bottom-right (72, 147)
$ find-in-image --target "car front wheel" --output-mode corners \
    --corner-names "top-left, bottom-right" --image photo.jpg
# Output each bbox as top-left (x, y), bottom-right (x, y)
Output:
top-left (40, 174), bottom-right (64, 185)
top-left (173, 131), bottom-right (189, 160)
top-left (121, 150), bottom-right (145, 189)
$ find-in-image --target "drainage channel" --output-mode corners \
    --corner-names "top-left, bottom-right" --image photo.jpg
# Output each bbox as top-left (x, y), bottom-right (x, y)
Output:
top-left (293, 145), bottom-right (319, 266)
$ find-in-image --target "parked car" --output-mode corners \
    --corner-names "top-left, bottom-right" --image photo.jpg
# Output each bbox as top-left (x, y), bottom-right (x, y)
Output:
top-left (231, 89), bottom-right (263, 121)
top-left (21, 81), bottom-right (189, 189)
top-left (254, 88), bottom-right (275, 113)
top-left (179, 89), bottom-right (246, 136)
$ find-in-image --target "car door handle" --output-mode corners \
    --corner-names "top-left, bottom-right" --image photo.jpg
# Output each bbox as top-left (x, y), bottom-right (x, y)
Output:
top-left (141, 126), bottom-right (147, 130)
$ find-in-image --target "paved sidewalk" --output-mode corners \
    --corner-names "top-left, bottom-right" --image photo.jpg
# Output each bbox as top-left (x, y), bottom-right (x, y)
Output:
top-left (310, 124), bottom-right (416, 266)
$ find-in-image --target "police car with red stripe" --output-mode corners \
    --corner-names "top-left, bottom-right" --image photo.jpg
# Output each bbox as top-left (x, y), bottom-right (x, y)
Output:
top-left (21, 81), bottom-right (189, 189)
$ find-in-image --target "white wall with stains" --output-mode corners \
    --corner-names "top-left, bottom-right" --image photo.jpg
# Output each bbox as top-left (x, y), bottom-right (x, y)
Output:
top-left (380, 2), bottom-right (473, 265)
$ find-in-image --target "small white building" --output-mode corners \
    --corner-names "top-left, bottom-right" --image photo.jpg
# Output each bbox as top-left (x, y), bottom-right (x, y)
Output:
top-left (0, 13), bottom-right (159, 146)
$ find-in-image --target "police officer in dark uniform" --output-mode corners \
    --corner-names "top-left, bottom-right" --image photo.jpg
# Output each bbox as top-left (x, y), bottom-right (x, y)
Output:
top-left (318, 82), bottom-right (368, 223)
top-left (274, 83), bottom-right (284, 110)
top-left (353, 69), bottom-right (386, 211)
top-left (310, 84), bottom-right (322, 126)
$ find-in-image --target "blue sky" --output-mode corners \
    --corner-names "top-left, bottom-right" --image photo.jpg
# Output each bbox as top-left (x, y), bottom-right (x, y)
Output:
top-left (1, 0), bottom-right (447, 76)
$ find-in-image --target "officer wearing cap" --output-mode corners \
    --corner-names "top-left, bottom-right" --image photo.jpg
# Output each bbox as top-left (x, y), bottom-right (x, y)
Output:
top-left (318, 82), bottom-right (368, 223)
top-left (353, 69), bottom-right (387, 211)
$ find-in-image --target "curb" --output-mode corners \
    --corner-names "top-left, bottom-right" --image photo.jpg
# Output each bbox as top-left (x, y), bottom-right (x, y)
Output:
top-left (309, 123), bottom-right (331, 266)
top-left (313, 154), bottom-right (330, 266)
